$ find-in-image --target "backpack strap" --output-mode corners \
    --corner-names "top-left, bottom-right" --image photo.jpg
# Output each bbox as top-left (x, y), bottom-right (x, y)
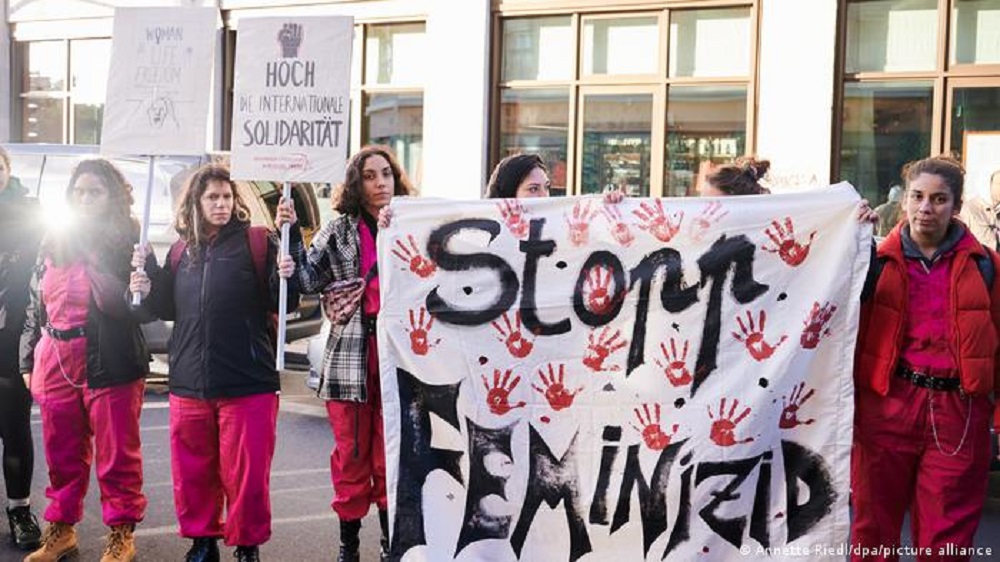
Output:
top-left (974, 244), bottom-right (996, 290)
top-left (863, 243), bottom-right (996, 303)
top-left (246, 226), bottom-right (270, 296)
top-left (168, 240), bottom-right (187, 274)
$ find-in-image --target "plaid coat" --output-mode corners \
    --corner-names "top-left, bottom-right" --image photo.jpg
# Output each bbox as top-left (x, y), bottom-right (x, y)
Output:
top-left (291, 214), bottom-right (369, 402)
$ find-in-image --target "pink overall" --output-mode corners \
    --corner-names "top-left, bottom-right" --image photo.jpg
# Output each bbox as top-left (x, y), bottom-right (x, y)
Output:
top-left (170, 392), bottom-right (279, 546)
top-left (30, 260), bottom-right (146, 527)
top-left (851, 256), bottom-right (994, 562)
top-left (326, 221), bottom-right (387, 521)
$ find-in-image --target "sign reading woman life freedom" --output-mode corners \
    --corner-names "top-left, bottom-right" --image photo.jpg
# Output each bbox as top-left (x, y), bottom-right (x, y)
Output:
top-left (100, 7), bottom-right (217, 156)
top-left (377, 185), bottom-right (870, 561)
top-left (229, 16), bottom-right (353, 183)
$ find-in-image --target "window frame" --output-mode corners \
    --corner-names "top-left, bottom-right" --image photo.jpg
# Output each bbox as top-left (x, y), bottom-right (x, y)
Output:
top-left (491, 1), bottom-right (759, 197)
top-left (16, 37), bottom-right (112, 145)
top-left (833, 0), bottom-right (1000, 189)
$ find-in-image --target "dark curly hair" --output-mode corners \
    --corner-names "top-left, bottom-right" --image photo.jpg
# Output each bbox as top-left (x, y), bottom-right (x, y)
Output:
top-left (901, 154), bottom-right (964, 209)
top-left (486, 154), bottom-right (547, 199)
top-left (45, 158), bottom-right (138, 268)
top-left (334, 145), bottom-right (414, 216)
top-left (173, 164), bottom-right (251, 256)
top-left (706, 156), bottom-right (771, 196)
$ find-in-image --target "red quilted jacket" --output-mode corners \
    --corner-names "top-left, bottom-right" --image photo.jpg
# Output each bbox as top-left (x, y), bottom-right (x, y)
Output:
top-left (854, 223), bottom-right (1000, 430)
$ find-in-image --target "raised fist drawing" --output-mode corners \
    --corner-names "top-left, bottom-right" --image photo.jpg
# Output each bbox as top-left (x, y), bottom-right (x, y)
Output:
top-left (278, 23), bottom-right (303, 58)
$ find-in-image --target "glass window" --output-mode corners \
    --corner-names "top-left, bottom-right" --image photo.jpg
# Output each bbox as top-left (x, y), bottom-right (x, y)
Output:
top-left (582, 17), bottom-right (659, 76)
top-left (845, 0), bottom-right (938, 73)
top-left (24, 41), bottom-right (66, 92)
top-left (669, 8), bottom-right (751, 78)
top-left (22, 98), bottom-right (64, 143)
top-left (499, 88), bottom-right (570, 196)
top-left (365, 23), bottom-right (426, 86)
top-left (840, 81), bottom-right (933, 203)
top-left (364, 92), bottom-right (424, 186)
top-left (950, 86), bottom-right (1000, 159)
top-left (580, 93), bottom-right (653, 196)
top-left (950, 0), bottom-right (1000, 65)
top-left (71, 39), bottom-right (111, 145)
top-left (665, 85), bottom-right (748, 197)
top-left (502, 17), bottom-right (573, 82)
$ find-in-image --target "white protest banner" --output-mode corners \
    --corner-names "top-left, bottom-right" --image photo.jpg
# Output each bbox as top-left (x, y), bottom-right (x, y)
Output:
top-left (378, 185), bottom-right (870, 561)
top-left (100, 7), bottom-right (217, 155)
top-left (230, 16), bottom-right (352, 183)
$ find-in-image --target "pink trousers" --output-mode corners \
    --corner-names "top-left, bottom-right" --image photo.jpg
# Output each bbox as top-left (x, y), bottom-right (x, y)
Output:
top-left (31, 336), bottom-right (146, 527)
top-left (170, 392), bottom-right (279, 547)
top-left (851, 380), bottom-right (993, 562)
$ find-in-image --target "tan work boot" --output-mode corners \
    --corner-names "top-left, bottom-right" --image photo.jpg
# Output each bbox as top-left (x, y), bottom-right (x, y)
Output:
top-left (99, 524), bottom-right (136, 562)
top-left (23, 522), bottom-right (77, 562)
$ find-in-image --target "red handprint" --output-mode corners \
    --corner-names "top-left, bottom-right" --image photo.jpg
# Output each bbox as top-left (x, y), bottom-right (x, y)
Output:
top-left (779, 382), bottom-right (816, 429)
top-left (481, 369), bottom-right (526, 416)
top-left (708, 398), bottom-right (754, 447)
top-left (632, 200), bottom-right (683, 243)
top-left (800, 301), bottom-right (837, 349)
top-left (732, 310), bottom-right (788, 361)
top-left (762, 217), bottom-right (816, 267)
top-left (583, 327), bottom-right (628, 372)
top-left (532, 363), bottom-right (582, 412)
top-left (631, 403), bottom-right (679, 451)
top-left (391, 235), bottom-right (437, 278)
top-left (602, 203), bottom-right (635, 247)
top-left (688, 201), bottom-right (729, 242)
top-left (491, 310), bottom-right (534, 359)
top-left (565, 200), bottom-right (598, 247)
top-left (497, 199), bottom-right (530, 239)
top-left (582, 265), bottom-right (619, 316)
top-left (406, 307), bottom-right (441, 356)
top-left (653, 338), bottom-right (693, 387)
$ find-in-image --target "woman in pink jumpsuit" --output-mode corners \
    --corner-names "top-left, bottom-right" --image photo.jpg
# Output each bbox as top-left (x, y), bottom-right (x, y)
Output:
top-left (19, 159), bottom-right (151, 562)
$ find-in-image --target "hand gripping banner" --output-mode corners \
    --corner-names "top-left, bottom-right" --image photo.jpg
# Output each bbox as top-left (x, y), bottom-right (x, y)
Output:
top-left (377, 184), bottom-right (871, 561)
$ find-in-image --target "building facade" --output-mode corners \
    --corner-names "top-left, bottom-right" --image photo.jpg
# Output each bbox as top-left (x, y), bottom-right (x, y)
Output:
top-left (3, 0), bottom-right (999, 203)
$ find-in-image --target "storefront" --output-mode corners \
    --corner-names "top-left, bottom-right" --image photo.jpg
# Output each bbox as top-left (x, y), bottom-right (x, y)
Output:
top-left (3, 0), bottom-right (999, 203)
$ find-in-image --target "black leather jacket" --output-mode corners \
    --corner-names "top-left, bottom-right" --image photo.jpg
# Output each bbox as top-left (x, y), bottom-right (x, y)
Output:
top-left (0, 179), bottom-right (41, 379)
top-left (19, 236), bottom-right (153, 388)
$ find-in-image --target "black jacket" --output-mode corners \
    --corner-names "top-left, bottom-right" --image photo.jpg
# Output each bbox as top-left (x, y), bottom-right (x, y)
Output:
top-left (0, 179), bottom-right (41, 379)
top-left (141, 220), bottom-right (300, 399)
top-left (19, 231), bottom-right (153, 388)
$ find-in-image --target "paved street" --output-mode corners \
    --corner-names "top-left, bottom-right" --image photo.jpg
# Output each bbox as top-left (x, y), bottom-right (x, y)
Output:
top-left (1, 363), bottom-right (999, 561)
top-left (0, 365), bottom-right (385, 562)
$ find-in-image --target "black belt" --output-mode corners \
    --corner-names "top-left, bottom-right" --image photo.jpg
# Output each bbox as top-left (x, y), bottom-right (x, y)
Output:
top-left (895, 366), bottom-right (961, 392)
top-left (362, 315), bottom-right (377, 334)
top-left (44, 324), bottom-right (86, 341)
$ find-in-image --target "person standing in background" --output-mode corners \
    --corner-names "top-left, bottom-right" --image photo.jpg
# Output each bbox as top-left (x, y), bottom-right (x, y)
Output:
top-left (960, 169), bottom-right (1000, 250)
top-left (0, 146), bottom-right (43, 552)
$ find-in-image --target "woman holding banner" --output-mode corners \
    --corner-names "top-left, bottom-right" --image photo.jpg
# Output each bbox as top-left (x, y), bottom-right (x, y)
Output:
top-left (852, 155), bottom-right (1000, 561)
top-left (129, 164), bottom-right (298, 562)
top-left (20, 159), bottom-right (151, 562)
top-left (276, 145), bottom-right (413, 562)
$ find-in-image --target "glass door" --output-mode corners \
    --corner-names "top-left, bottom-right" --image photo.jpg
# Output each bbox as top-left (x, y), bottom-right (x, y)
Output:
top-left (575, 86), bottom-right (663, 197)
top-left (946, 78), bottom-right (1000, 202)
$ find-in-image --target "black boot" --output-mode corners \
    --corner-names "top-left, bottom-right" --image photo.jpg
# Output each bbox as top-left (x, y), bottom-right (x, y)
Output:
top-left (184, 537), bottom-right (220, 562)
top-left (337, 519), bottom-right (361, 562)
top-left (6, 506), bottom-right (42, 550)
top-left (234, 545), bottom-right (260, 562)
top-left (378, 510), bottom-right (389, 562)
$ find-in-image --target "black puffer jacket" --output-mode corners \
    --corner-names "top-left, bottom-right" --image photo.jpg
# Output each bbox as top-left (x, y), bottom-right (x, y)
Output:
top-left (19, 232), bottom-right (153, 388)
top-left (0, 179), bottom-right (41, 379)
top-left (141, 220), bottom-right (300, 399)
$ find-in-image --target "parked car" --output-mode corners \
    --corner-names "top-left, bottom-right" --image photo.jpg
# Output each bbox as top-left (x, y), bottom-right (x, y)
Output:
top-left (2, 143), bottom-right (325, 357)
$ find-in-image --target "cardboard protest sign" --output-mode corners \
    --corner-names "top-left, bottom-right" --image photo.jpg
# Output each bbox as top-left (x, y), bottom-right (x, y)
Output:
top-left (101, 7), bottom-right (217, 155)
top-left (230, 16), bottom-right (352, 183)
top-left (378, 185), bottom-right (870, 561)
